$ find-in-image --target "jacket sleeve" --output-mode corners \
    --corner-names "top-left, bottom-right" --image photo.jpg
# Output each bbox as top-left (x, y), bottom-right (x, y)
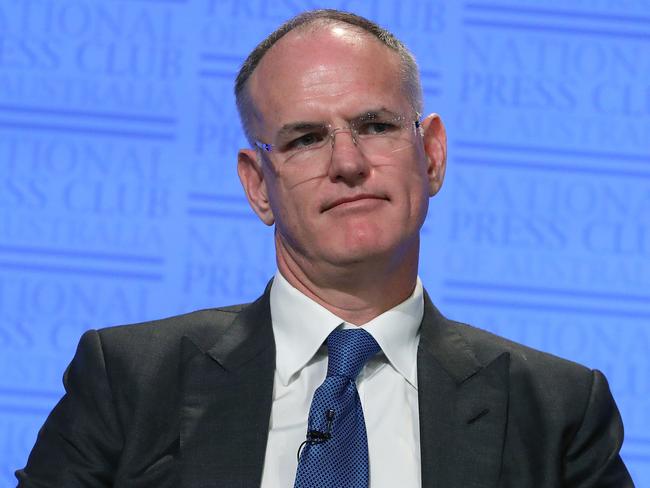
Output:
top-left (563, 369), bottom-right (635, 487)
top-left (15, 329), bottom-right (123, 487)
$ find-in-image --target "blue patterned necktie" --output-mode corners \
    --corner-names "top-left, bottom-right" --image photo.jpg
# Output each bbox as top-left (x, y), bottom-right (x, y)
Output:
top-left (294, 328), bottom-right (381, 488)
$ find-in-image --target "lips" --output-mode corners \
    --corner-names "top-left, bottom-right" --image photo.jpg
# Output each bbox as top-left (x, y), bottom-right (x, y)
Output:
top-left (321, 194), bottom-right (388, 212)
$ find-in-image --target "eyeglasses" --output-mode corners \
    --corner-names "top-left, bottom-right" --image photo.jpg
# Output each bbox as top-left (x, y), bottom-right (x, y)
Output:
top-left (253, 111), bottom-right (421, 165)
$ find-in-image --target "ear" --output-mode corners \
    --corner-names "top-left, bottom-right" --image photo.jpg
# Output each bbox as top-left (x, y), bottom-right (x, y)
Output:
top-left (420, 113), bottom-right (447, 196)
top-left (237, 148), bottom-right (275, 225)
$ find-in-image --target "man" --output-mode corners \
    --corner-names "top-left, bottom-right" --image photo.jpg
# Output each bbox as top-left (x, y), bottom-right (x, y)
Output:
top-left (17, 9), bottom-right (634, 488)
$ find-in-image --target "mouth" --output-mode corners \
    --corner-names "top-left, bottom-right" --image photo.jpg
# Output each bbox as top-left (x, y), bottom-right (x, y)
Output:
top-left (321, 194), bottom-right (388, 212)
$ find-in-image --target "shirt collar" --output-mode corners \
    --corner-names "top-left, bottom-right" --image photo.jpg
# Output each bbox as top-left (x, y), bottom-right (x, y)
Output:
top-left (270, 271), bottom-right (423, 388)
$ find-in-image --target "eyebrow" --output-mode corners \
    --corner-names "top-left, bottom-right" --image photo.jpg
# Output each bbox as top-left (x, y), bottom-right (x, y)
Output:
top-left (275, 107), bottom-right (401, 139)
top-left (276, 122), bottom-right (326, 140)
top-left (355, 107), bottom-right (400, 121)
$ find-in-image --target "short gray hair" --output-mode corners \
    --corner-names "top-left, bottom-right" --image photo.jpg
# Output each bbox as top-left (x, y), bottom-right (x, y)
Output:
top-left (234, 9), bottom-right (423, 144)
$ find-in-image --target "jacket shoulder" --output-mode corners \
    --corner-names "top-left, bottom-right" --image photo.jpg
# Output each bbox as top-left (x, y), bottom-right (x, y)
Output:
top-left (451, 319), bottom-right (591, 376)
top-left (97, 304), bottom-right (249, 351)
top-left (449, 319), bottom-right (598, 425)
top-left (451, 319), bottom-right (596, 392)
top-left (86, 304), bottom-right (253, 401)
top-left (442, 320), bottom-right (632, 486)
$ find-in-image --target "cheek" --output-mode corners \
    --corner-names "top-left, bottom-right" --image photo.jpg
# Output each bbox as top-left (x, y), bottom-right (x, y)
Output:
top-left (412, 181), bottom-right (431, 225)
top-left (269, 184), bottom-right (316, 235)
top-left (385, 166), bottom-right (429, 214)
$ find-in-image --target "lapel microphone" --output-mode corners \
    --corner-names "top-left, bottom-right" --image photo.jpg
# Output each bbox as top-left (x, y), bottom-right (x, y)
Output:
top-left (297, 409), bottom-right (335, 461)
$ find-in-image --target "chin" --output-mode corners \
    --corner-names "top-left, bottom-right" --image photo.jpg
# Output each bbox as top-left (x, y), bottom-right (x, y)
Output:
top-left (325, 234), bottom-right (401, 266)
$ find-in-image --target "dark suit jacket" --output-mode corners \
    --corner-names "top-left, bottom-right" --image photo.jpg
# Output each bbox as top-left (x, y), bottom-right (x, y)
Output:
top-left (17, 286), bottom-right (634, 487)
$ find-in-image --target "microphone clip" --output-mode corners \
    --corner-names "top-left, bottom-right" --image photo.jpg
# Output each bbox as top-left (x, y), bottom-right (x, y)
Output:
top-left (297, 409), bottom-right (335, 461)
top-left (306, 429), bottom-right (331, 443)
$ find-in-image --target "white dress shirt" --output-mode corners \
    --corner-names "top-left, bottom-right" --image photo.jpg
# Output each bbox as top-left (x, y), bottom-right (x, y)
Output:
top-left (260, 271), bottom-right (423, 488)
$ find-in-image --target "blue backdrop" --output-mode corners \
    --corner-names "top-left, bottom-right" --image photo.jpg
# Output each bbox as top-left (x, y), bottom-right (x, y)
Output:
top-left (1, 0), bottom-right (648, 485)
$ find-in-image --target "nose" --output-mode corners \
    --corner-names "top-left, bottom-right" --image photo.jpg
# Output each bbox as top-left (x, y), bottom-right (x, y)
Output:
top-left (327, 128), bottom-right (370, 185)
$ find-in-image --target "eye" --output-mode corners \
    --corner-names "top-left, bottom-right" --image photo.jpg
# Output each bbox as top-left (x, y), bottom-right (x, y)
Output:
top-left (287, 132), bottom-right (325, 149)
top-left (358, 121), bottom-right (398, 136)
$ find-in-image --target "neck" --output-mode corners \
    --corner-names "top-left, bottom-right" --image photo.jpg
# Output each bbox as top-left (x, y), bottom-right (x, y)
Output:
top-left (275, 235), bottom-right (420, 325)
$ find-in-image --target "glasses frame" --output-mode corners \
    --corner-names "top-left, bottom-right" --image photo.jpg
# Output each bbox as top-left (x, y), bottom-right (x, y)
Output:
top-left (253, 112), bottom-right (422, 163)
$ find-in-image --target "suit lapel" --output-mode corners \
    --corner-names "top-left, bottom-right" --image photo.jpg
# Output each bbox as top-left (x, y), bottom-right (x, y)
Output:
top-left (418, 294), bottom-right (509, 488)
top-left (179, 288), bottom-right (275, 487)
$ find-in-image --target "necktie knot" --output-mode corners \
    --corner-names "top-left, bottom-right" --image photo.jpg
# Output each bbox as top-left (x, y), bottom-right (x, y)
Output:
top-left (326, 328), bottom-right (380, 380)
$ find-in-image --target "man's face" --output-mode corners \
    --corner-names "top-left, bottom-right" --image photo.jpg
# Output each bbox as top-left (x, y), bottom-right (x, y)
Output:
top-left (239, 25), bottom-right (446, 272)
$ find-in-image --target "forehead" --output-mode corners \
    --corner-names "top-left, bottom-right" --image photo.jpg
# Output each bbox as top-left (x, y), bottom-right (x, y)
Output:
top-left (246, 24), bottom-right (408, 133)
